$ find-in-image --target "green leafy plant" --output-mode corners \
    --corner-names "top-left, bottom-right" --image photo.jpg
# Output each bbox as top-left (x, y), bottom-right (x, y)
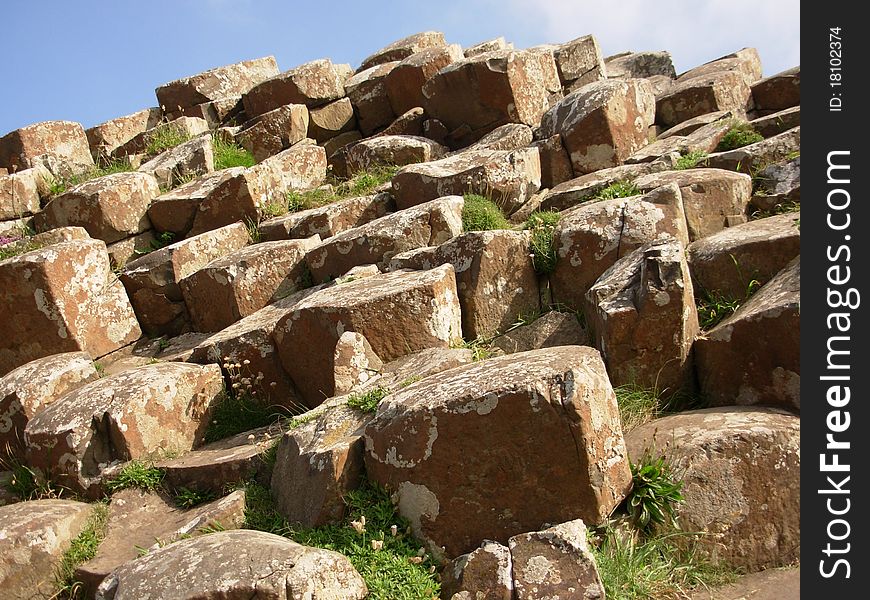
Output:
top-left (674, 150), bottom-right (708, 170)
top-left (462, 193), bottom-right (510, 232)
top-left (626, 452), bottom-right (684, 535)
top-left (212, 136), bottom-right (255, 170)
top-left (174, 487), bottom-right (217, 509)
top-left (524, 210), bottom-right (561, 274)
top-left (592, 180), bottom-right (640, 201)
top-left (715, 123), bottom-right (764, 152)
top-left (697, 276), bottom-right (761, 330)
top-left (105, 460), bottom-right (165, 493)
top-left (398, 376), bottom-right (422, 389)
top-left (347, 386), bottom-right (390, 413)
top-left (54, 502), bottom-right (110, 599)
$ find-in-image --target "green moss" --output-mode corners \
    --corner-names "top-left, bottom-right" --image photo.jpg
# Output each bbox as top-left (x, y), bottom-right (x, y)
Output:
top-left (674, 150), bottom-right (708, 170)
top-left (461, 193), bottom-right (510, 232)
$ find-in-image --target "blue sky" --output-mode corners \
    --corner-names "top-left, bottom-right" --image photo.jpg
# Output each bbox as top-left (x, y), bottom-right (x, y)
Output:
top-left (2, 1), bottom-right (800, 135)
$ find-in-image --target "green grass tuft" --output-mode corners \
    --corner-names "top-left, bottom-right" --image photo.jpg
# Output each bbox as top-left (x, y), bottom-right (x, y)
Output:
top-left (174, 487), bottom-right (217, 509)
top-left (0, 238), bottom-right (43, 261)
top-left (462, 193), bottom-right (510, 232)
top-left (614, 385), bottom-right (663, 433)
top-left (452, 337), bottom-right (498, 362)
top-left (347, 386), bottom-right (390, 413)
top-left (674, 150), bottom-right (708, 170)
top-left (593, 180), bottom-right (641, 201)
top-left (203, 391), bottom-right (291, 444)
top-left (212, 136), bottom-right (255, 170)
top-left (524, 210), bottom-right (561, 274)
top-left (105, 460), bottom-right (165, 493)
top-left (47, 158), bottom-right (136, 197)
top-left (285, 165), bottom-right (399, 214)
top-left (146, 123), bottom-right (193, 156)
top-left (716, 123), bottom-right (764, 152)
top-left (54, 502), bottom-right (110, 599)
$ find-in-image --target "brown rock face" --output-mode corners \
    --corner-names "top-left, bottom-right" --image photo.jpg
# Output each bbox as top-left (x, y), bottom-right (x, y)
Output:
top-left (308, 97), bottom-right (357, 143)
top-left (359, 31), bottom-right (448, 72)
top-left (634, 168), bottom-right (752, 241)
top-left (138, 134), bottom-right (214, 190)
top-left (391, 147), bottom-right (541, 213)
top-left (678, 48), bottom-right (763, 88)
top-left (0, 120), bottom-right (95, 175)
top-left (24, 362), bottom-right (224, 496)
top-left (345, 61), bottom-right (401, 136)
top-left (422, 49), bottom-right (558, 147)
top-left (491, 310), bottom-right (589, 355)
top-left (364, 346), bottom-right (631, 558)
top-left (553, 34), bottom-right (606, 86)
top-left (237, 103), bottom-right (309, 162)
top-left (259, 192), bottom-right (393, 242)
top-left (385, 44), bottom-right (464, 115)
top-left (0, 239), bottom-right (142, 376)
top-left (257, 142), bottom-right (327, 194)
top-left (274, 265), bottom-right (462, 406)
top-left (75, 489), bottom-right (247, 595)
top-left (705, 126), bottom-right (800, 174)
top-left (86, 108), bottom-right (162, 159)
top-left (695, 257), bottom-right (800, 410)
top-left (0, 168), bottom-right (42, 220)
top-left (540, 79), bottom-right (656, 175)
top-left (333, 331), bottom-right (384, 395)
top-left (605, 51), bottom-right (676, 79)
top-left (0, 352), bottom-right (98, 460)
top-left (119, 222), bottom-right (249, 336)
top-left (346, 134), bottom-right (448, 175)
top-left (625, 407), bottom-right (800, 571)
top-left (508, 520), bottom-right (605, 600)
top-left (0, 499), bottom-right (92, 599)
top-left (751, 106), bottom-right (800, 138)
top-left (242, 59), bottom-right (348, 118)
top-left (271, 398), bottom-right (370, 527)
top-left (550, 183), bottom-right (689, 310)
top-left (751, 66), bottom-right (800, 114)
top-left (180, 237), bottom-right (319, 332)
top-left (530, 134), bottom-right (574, 189)
top-left (305, 195), bottom-right (463, 281)
top-left (585, 239), bottom-right (699, 395)
top-left (465, 37), bottom-right (513, 57)
top-left (688, 212), bottom-right (801, 300)
top-left (114, 116), bottom-right (211, 159)
top-left (38, 172), bottom-right (160, 243)
top-left (656, 71), bottom-right (752, 128)
top-left (442, 540), bottom-right (514, 600)
top-left (95, 529), bottom-right (367, 600)
top-left (156, 56), bottom-right (280, 112)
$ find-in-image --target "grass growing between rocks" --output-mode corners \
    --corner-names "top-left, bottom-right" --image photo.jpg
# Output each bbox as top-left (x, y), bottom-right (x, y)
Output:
top-left (715, 123), bottom-right (764, 152)
top-left (750, 200), bottom-right (801, 220)
top-left (47, 158), bottom-right (136, 197)
top-left (696, 277), bottom-right (761, 330)
top-left (242, 479), bottom-right (441, 600)
top-left (462, 193), bottom-right (510, 232)
top-left (174, 487), bottom-right (217, 509)
top-left (524, 210), bottom-right (561, 274)
top-left (54, 501), bottom-right (110, 600)
top-left (106, 460), bottom-right (165, 493)
top-left (145, 124), bottom-right (193, 156)
top-left (212, 136), bottom-right (255, 170)
top-left (1, 453), bottom-right (66, 500)
top-left (203, 391), bottom-right (293, 444)
top-left (283, 165), bottom-right (400, 215)
top-left (592, 180), bottom-right (641, 201)
top-left (614, 385), bottom-right (664, 433)
top-left (0, 237), bottom-right (43, 261)
top-left (674, 150), bottom-right (708, 170)
top-left (452, 336), bottom-right (499, 362)
top-left (347, 386), bottom-right (390, 413)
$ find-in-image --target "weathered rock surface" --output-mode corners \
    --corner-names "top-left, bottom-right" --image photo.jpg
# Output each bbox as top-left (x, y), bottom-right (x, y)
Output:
top-left (540, 79), bottom-right (656, 175)
top-left (491, 310), bottom-right (589, 355)
top-left (308, 97), bottom-right (356, 143)
top-left (365, 346), bottom-right (631, 557)
top-left (677, 48), bottom-right (762, 88)
top-left (626, 407), bottom-right (800, 571)
top-left (346, 135), bottom-right (447, 175)
top-left (0, 499), bottom-right (92, 599)
top-left (37, 172), bottom-right (160, 243)
top-left (751, 66), bottom-right (800, 114)
top-left (156, 56), bottom-right (279, 112)
top-left (442, 540), bottom-right (514, 600)
top-left (86, 107), bottom-right (162, 159)
top-left (237, 103), bottom-right (309, 162)
top-left (180, 237), bottom-right (318, 332)
top-left (259, 192), bottom-right (393, 242)
top-left (585, 238), bottom-right (699, 394)
top-left (465, 37), bottom-right (513, 57)
top-left (0, 351), bottom-right (98, 460)
top-left (0, 120), bottom-right (94, 175)
top-left (688, 212), bottom-right (801, 300)
top-left (138, 134), bottom-right (214, 190)
top-left (530, 134), bottom-right (574, 189)
top-left (258, 141), bottom-right (327, 195)
top-left (550, 183), bottom-right (689, 310)
top-left (391, 147), bottom-right (540, 213)
top-left (606, 50), bottom-right (676, 79)
top-left (115, 116), bottom-right (210, 159)
top-left (345, 61), bottom-right (401, 136)
top-left (634, 168), bottom-right (752, 240)
top-left (119, 222), bottom-right (249, 336)
top-left (359, 31), bottom-right (448, 72)
top-left (24, 362), bottom-right (224, 496)
top-left (705, 126), bottom-right (800, 174)
top-left (385, 44), bottom-right (464, 115)
top-left (553, 34), bottom-right (606, 86)
top-left (0, 168), bottom-right (42, 220)
top-left (0, 239), bottom-right (141, 376)
top-left (243, 59), bottom-right (349, 116)
top-left (750, 106), bottom-right (800, 138)
top-left (305, 195), bottom-right (462, 281)
top-left (751, 156), bottom-right (799, 212)
top-left (95, 529), bottom-right (367, 600)
top-left (656, 71), bottom-right (751, 128)
top-left (695, 257), bottom-right (800, 410)
top-left (508, 519), bottom-right (605, 600)
top-left (274, 265), bottom-right (462, 406)
top-left (75, 489), bottom-right (247, 594)
top-left (333, 331), bottom-right (384, 395)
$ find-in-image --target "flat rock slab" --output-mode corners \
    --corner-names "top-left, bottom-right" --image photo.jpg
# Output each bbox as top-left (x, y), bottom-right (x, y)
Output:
top-left (751, 66), bottom-right (800, 114)
top-left (442, 540), bottom-right (513, 600)
top-left (305, 195), bottom-right (463, 281)
top-left (0, 499), bottom-right (93, 600)
top-left (491, 311), bottom-right (589, 355)
top-left (0, 120), bottom-right (94, 175)
top-left (691, 566), bottom-right (800, 600)
top-left (364, 346), bottom-right (631, 558)
top-left (237, 103), bottom-right (309, 162)
top-left (0, 239), bottom-right (142, 376)
top-left (38, 171), bottom-right (160, 243)
top-left (24, 362), bottom-right (224, 497)
top-left (626, 407), bottom-right (800, 571)
top-left (705, 126), bottom-right (800, 175)
top-left (695, 257), bottom-right (800, 410)
top-left (275, 264), bottom-right (462, 407)
top-left (259, 192), bottom-right (393, 242)
top-left (656, 71), bottom-right (751, 128)
top-left (346, 134), bottom-right (448, 175)
top-left (0, 351), bottom-right (98, 460)
top-left (391, 147), bottom-right (541, 213)
top-left (242, 58), bottom-right (347, 117)
top-left (359, 31), bottom-right (447, 72)
top-left (688, 212), bottom-right (801, 300)
top-left (95, 529), bottom-right (367, 599)
top-left (86, 107), bottom-right (162, 158)
top-left (156, 56), bottom-right (279, 112)
top-left (75, 488), bottom-right (247, 595)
